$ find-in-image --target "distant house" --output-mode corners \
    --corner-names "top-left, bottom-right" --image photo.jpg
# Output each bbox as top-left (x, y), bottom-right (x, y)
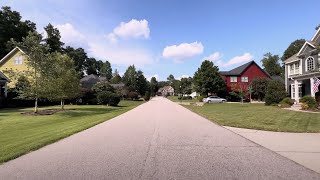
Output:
top-left (0, 71), bottom-right (9, 98)
top-left (80, 74), bottom-right (124, 89)
top-left (284, 28), bottom-right (320, 103)
top-left (158, 86), bottom-right (174, 96)
top-left (220, 61), bottom-right (271, 92)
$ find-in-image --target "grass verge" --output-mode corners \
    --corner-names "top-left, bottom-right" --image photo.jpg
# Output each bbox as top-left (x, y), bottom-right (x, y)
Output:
top-left (185, 103), bottom-right (320, 133)
top-left (0, 100), bottom-right (142, 163)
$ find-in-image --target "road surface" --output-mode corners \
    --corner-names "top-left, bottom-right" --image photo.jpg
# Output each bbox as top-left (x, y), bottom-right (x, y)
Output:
top-left (0, 97), bottom-right (319, 179)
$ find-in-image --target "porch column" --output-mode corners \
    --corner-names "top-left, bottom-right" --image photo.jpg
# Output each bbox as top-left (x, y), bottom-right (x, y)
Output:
top-left (294, 80), bottom-right (299, 103)
top-left (310, 77), bottom-right (315, 97)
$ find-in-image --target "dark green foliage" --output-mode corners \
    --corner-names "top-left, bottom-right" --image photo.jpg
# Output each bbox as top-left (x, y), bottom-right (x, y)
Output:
top-left (279, 97), bottom-right (294, 108)
top-left (144, 91), bottom-right (150, 101)
top-left (100, 61), bottom-right (113, 80)
top-left (0, 6), bottom-right (36, 58)
top-left (250, 77), bottom-right (269, 100)
top-left (178, 96), bottom-right (192, 100)
top-left (63, 46), bottom-right (88, 77)
top-left (180, 77), bottom-right (193, 95)
top-left (44, 23), bottom-right (64, 52)
top-left (261, 53), bottom-right (282, 76)
top-left (167, 74), bottom-right (175, 85)
top-left (92, 82), bottom-right (115, 93)
top-left (128, 91), bottom-right (139, 100)
top-left (282, 39), bottom-right (305, 61)
top-left (198, 96), bottom-right (204, 102)
top-left (300, 96), bottom-right (317, 110)
top-left (122, 65), bottom-right (148, 95)
top-left (193, 60), bottom-right (226, 96)
top-left (149, 77), bottom-right (159, 96)
top-left (97, 91), bottom-right (120, 106)
top-left (86, 58), bottom-right (99, 75)
top-left (265, 80), bottom-right (287, 105)
top-left (79, 88), bottom-right (97, 105)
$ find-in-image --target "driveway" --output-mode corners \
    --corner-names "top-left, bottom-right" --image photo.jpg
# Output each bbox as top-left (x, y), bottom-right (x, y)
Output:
top-left (0, 97), bottom-right (319, 179)
top-left (225, 126), bottom-right (320, 174)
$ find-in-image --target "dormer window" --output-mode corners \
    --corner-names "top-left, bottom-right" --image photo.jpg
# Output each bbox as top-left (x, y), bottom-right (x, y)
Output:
top-left (14, 56), bottom-right (23, 65)
top-left (306, 56), bottom-right (315, 71)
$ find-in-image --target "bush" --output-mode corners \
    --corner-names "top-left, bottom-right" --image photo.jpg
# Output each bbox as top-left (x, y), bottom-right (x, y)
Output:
top-left (97, 91), bottom-right (120, 106)
top-left (144, 92), bottom-right (150, 101)
top-left (300, 96), bottom-right (317, 110)
top-left (279, 97), bottom-right (294, 108)
top-left (128, 91), bottom-right (139, 100)
top-left (198, 96), bottom-right (204, 102)
top-left (265, 80), bottom-right (287, 105)
top-left (92, 82), bottom-right (115, 93)
top-left (78, 88), bottom-right (97, 105)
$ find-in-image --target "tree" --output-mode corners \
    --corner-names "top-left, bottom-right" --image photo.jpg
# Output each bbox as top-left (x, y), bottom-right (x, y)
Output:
top-left (9, 31), bottom-right (49, 113)
top-left (149, 77), bottom-right (159, 96)
top-left (135, 70), bottom-right (148, 96)
top-left (100, 61), bottom-right (112, 80)
top-left (167, 74), bottom-right (175, 85)
top-left (44, 53), bottom-right (80, 109)
top-left (0, 6), bottom-right (36, 58)
top-left (180, 77), bottom-right (193, 95)
top-left (64, 46), bottom-right (88, 77)
top-left (44, 23), bottom-right (64, 53)
top-left (282, 39), bottom-right (306, 61)
top-left (193, 60), bottom-right (226, 96)
top-left (111, 74), bottom-right (122, 84)
top-left (261, 53), bottom-right (282, 76)
top-left (122, 65), bottom-right (137, 91)
top-left (265, 80), bottom-right (287, 105)
top-left (250, 77), bottom-right (269, 101)
top-left (230, 82), bottom-right (248, 103)
top-left (85, 57), bottom-right (98, 75)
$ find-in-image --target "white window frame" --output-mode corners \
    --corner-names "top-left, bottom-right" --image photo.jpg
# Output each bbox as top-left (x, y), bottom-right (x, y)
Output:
top-left (14, 56), bottom-right (23, 65)
top-left (230, 76), bottom-right (237, 82)
top-left (288, 60), bottom-right (302, 76)
top-left (291, 84), bottom-right (295, 99)
top-left (241, 76), bottom-right (248, 82)
top-left (306, 56), bottom-right (315, 72)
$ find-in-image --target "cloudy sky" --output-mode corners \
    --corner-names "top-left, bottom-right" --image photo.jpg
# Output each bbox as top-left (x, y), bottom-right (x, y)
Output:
top-left (1, 0), bottom-right (319, 80)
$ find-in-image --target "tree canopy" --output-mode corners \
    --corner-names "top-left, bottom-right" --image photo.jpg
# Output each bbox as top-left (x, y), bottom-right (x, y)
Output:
top-left (281, 39), bottom-right (305, 61)
top-left (261, 52), bottom-right (283, 76)
top-left (44, 23), bottom-right (64, 53)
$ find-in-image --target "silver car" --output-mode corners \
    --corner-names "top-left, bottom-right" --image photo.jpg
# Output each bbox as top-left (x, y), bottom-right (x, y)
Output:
top-left (203, 96), bottom-right (226, 103)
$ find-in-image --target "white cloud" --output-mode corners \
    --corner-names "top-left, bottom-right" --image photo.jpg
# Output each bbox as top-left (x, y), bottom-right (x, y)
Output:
top-left (88, 42), bottom-right (154, 67)
top-left (203, 52), bottom-right (223, 62)
top-left (146, 74), bottom-right (159, 81)
top-left (217, 53), bottom-right (253, 67)
top-left (162, 42), bottom-right (204, 62)
top-left (107, 19), bottom-right (150, 42)
top-left (55, 23), bottom-right (86, 46)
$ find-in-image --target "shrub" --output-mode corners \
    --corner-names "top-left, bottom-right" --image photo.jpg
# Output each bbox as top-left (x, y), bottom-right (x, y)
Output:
top-left (144, 92), bottom-right (150, 101)
top-left (279, 97), bottom-right (294, 108)
top-left (128, 91), bottom-right (139, 100)
top-left (265, 80), bottom-right (287, 105)
top-left (92, 82), bottom-right (115, 93)
top-left (300, 96), bottom-right (317, 110)
top-left (97, 91), bottom-right (120, 106)
top-left (198, 96), bottom-right (204, 102)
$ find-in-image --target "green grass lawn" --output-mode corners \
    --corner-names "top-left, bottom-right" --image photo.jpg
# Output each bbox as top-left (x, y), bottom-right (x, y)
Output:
top-left (167, 96), bottom-right (198, 103)
top-left (0, 100), bottom-right (142, 163)
top-left (186, 103), bottom-right (320, 133)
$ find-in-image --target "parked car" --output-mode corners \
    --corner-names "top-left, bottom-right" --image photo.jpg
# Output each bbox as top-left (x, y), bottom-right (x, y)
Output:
top-left (203, 96), bottom-right (226, 103)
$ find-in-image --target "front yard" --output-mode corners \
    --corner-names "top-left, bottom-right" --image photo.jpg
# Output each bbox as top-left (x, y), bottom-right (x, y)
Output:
top-left (186, 103), bottom-right (320, 133)
top-left (167, 96), bottom-right (199, 103)
top-left (0, 100), bottom-right (142, 163)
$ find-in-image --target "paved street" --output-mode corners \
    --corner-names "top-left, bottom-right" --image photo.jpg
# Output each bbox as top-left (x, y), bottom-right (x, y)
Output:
top-left (0, 97), bottom-right (319, 179)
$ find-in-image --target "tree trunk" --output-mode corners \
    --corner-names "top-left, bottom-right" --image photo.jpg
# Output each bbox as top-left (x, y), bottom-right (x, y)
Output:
top-left (34, 97), bottom-right (38, 113)
top-left (61, 99), bottom-right (65, 110)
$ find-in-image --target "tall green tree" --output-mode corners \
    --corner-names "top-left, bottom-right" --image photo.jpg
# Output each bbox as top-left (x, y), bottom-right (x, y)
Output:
top-left (64, 46), bottom-right (88, 77)
top-left (249, 77), bottom-right (269, 101)
top-left (167, 74), bottom-right (175, 85)
top-left (149, 77), bottom-right (159, 96)
top-left (180, 77), bottom-right (193, 95)
top-left (9, 31), bottom-right (49, 113)
top-left (261, 53), bottom-right (282, 76)
top-left (100, 61), bottom-right (112, 80)
top-left (135, 70), bottom-right (148, 96)
top-left (44, 23), bottom-right (64, 52)
top-left (110, 69), bottom-right (122, 84)
top-left (0, 6), bottom-right (36, 58)
top-left (45, 53), bottom-right (80, 109)
top-left (265, 80), bottom-right (287, 105)
top-left (193, 60), bottom-right (226, 96)
top-left (122, 65), bottom-right (137, 91)
top-left (85, 57), bottom-right (98, 75)
top-left (282, 39), bottom-right (306, 61)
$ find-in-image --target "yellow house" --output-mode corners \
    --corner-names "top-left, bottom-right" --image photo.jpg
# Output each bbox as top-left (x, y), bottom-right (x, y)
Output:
top-left (0, 47), bottom-right (29, 87)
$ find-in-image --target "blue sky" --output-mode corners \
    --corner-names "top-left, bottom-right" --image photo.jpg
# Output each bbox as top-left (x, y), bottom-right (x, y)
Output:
top-left (1, 0), bottom-right (320, 80)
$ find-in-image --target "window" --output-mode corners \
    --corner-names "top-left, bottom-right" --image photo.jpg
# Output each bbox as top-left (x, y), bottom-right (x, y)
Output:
top-left (298, 84), bottom-right (302, 98)
top-left (14, 56), bottom-right (23, 65)
top-left (241, 76), bottom-right (248, 82)
top-left (291, 85), bottom-right (295, 98)
top-left (306, 56), bottom-right (314, 71)
top-left (295, 62), bottom-right (299, 70)
top-left (230, 76), bottom-right (237, 82)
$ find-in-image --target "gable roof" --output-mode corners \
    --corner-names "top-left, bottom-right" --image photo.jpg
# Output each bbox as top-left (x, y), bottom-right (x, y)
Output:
top-left (0, 47), bottom-right (25, 65)
top-left (311, 27), bottom-right (320, 42)
top-left (297, 41), bottom-right (316, 56)
top-left (0, 71), bottom-right (10, 82)
top-left (284, 53), bottom-right (299, 63)
top-left (220, 61), bottom-right (271, 78)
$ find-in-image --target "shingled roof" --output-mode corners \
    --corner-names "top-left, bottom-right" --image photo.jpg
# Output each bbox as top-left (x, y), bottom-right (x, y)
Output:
top-left (220, 61), bottom-right (270, 78)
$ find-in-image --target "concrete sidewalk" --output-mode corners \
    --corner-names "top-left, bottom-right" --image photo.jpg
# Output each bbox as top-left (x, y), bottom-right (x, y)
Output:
top-left (225, 126), bottom-right (320, 173)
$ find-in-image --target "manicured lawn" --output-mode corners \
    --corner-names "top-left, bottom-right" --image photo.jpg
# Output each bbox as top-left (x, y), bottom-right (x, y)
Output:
top-left (186, 103), bottom-right (320, 133)
top-left (167, 96), bottom-right (199, 103)
top-left (0, 100), bottom-right (142, 163)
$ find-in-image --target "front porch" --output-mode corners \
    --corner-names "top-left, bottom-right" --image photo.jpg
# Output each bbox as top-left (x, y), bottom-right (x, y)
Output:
top-left (289, 76), bottom-right (319, 103)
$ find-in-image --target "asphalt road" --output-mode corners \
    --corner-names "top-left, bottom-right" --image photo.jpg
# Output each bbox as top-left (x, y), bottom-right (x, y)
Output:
top-left (0, 97), bottom-right (319, 179)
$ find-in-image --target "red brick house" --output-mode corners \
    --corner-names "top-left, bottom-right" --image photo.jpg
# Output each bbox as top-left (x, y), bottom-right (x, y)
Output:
top-left (220, 61), bottom-right (271, 92)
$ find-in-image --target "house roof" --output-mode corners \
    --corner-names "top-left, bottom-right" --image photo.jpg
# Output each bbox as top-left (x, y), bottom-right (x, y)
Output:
top-left (110, 83), bottom-right (125, 89)
top-left (0, 71), bottom-right (10, 82)
top-left (80, 74), bottom-right (109, 88)
top-left (284, 53), bottom-right (299, 63)
top-left (220, 61), bottom-right (270, 78)
top-left (0, 47), bottom-right (25, 65)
